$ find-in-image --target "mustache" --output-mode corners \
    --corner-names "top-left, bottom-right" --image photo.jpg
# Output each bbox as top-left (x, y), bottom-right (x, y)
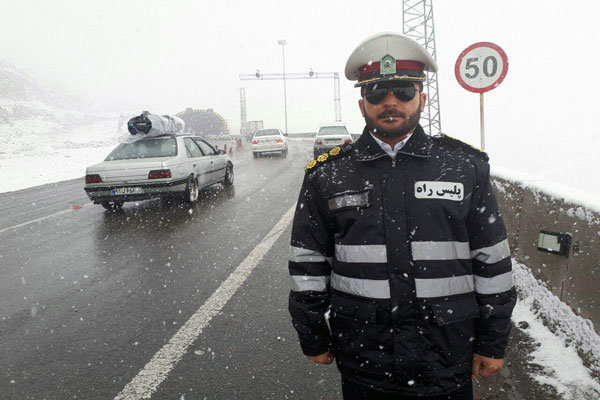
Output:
top-left (377, 110), bottom-right (406, 119)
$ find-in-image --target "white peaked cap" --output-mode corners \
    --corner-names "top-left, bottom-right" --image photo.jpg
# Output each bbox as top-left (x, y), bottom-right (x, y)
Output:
top-left (345, 32), bottom-right (438, 87)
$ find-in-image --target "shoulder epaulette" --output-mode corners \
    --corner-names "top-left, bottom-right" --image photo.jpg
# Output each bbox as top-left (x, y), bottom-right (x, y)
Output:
top-left (432, 134), bottom-right (489, 162)
top-left (305, 143), bottom-right (353, 172)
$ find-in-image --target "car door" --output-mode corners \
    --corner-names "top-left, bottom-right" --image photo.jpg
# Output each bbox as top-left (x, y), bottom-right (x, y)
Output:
top-left (194, 138), bottom-right (226, 184)
top-left (183, 138), bottom-right (211, 187)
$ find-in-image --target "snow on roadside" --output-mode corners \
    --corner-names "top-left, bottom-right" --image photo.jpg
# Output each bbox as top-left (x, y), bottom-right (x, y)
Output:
top-left (0, 103), bottom-right (124, 193)
top-left (0, 146), bottom-right (116, 193)
top-left (512, 261), bottom-right (600, 399)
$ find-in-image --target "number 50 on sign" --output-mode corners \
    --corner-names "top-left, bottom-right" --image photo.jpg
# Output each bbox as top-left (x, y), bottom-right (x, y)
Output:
top-left (455, 42), bottom-right (508, 93)
top-left (455, 42), bottom-right (508, 150)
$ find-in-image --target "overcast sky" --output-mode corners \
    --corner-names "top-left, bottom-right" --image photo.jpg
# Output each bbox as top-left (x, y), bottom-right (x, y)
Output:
top-left (1, 0), bottom-right (599, 191)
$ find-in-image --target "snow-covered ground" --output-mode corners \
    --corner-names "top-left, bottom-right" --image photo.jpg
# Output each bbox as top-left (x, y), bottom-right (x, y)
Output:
top-left (0, 96), bottom-right (128, 192)
top-left (512, 261), bottom-right (600, 399)
top-left (0, 146), bottom-right (115, 192)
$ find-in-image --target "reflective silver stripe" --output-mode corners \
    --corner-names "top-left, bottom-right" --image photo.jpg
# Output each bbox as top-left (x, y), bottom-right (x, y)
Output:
top-left (471, 239), bottom-right (511, 264)
top-left (290, 275), bottom-right (330, 292)
top-left (335, 244), bottom-right (387, 263)
top-left (415, 275), bottom-right (474, 298)
top-left (474, 271), bottom-right (513, 294)
top-left (411, 241), bottom-right (471, 261)
top-left (328, 191), bottom-right (369, 210)
top-left (331, 272), bottom-right (390, 299)
top-left (289, 246), bottom-right (327, 263)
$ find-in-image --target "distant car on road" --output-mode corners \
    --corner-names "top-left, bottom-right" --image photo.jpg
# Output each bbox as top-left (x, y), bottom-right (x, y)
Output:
top-left (252, 128), bottom-right (288, 158)
top-left (313, 124), bottom-right (353, 158)
top-left (84, 134), bottom-right (233, 210)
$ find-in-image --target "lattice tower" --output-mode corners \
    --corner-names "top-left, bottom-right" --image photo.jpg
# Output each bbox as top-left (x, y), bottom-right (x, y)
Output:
top-left (403, 0), bottom-right (442, 136)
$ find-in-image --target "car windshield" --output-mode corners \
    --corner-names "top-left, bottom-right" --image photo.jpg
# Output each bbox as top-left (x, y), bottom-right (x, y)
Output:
top-left (254, 129), bottom-right (280, 137)
top-left (317, 126), bottom-right (349, 136)
top-left (104, 138), bottom-right (177, 160)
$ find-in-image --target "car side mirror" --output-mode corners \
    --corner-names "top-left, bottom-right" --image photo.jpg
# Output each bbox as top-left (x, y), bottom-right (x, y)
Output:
top-left (283, 133), bottom-right (288, 137)
top-left (218, 149), bottom-right (225, 155)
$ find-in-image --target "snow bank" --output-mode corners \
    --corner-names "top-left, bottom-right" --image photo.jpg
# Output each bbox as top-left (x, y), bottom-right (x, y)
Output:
top-left (513, 260), bottom-right (600, 380)
top-left (512, 300), bottom-right (600, 399)
top-left (0, 146), bottom-right (115, 193)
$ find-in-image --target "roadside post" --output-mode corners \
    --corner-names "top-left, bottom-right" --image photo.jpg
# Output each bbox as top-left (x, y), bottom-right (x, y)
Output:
top-left (455, 42), bottom-right (508, 151)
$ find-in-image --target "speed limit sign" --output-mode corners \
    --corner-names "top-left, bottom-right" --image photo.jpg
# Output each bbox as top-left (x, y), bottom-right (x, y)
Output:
top-left (455, 42), bottom-right (508, 93)
top-left (455, 42), bottom-right (508, 151)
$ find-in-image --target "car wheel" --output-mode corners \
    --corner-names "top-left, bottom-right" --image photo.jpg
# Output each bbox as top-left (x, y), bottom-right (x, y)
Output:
top-left (282, 149), bottom-right (288, 157)
top-left (253, 152), bottom-right (259, 158)
top-left (223, 163), bottom-right (234, 187)
top-left (101, 201), bottom-right (123, 211)
top-left (184, 177), bottom-right (199, 203)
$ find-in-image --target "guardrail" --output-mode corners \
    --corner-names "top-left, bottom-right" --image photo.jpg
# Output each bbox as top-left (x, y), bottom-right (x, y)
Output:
top-left (208, 138), bottom-right (244, 157)
top-left (285, 132), bottom-right (316, 138)
top-left (284, 132), bottom-right (362, 140)
top-left (492, 176), bottom-right (600, 332)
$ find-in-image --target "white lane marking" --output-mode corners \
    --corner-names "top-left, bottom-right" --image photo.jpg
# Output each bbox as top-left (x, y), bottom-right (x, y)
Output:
top-left (115, 204), bottom-right (296, 400)
top-left (0, 203), bottom-right (92, 235)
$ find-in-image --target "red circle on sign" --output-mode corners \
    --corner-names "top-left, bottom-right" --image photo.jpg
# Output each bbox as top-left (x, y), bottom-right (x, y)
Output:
top-left (455, 42), bottom-right (508, 93)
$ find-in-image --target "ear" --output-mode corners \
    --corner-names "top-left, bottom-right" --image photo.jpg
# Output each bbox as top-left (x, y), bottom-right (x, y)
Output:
top-left (420, 92), bottom-right (427, 112)
top-left (358, 99), bottom-right (365, 117)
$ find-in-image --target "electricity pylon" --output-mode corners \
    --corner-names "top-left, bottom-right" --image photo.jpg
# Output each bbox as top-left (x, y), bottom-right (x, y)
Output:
top-left (403, 0), bottom-right (442, 136)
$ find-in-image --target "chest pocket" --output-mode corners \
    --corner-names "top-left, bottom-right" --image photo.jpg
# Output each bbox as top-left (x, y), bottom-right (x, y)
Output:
top-left (327, 189), bottom-right (371, 213)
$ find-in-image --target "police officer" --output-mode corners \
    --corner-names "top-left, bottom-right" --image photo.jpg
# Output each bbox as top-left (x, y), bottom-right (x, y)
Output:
top-left (288, 32), bottom-right (516, 400)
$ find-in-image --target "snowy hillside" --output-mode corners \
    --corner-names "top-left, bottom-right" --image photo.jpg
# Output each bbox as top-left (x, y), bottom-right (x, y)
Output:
top-left (0, 60), bottom-right (78, 107)
top-left (0, 60), bottom-right (122, 153)
top-left (0, 60), bottom-right (123, 192)
top-left (0, 98), bottom-right (119, 156)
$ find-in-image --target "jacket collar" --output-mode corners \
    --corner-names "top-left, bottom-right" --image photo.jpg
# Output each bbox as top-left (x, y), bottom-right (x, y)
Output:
top-left (353, 124), bottom-right (432, 161)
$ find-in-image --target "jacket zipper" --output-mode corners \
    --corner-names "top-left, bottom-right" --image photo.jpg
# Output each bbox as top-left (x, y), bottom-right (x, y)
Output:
top-left (391, 155), bottom-right (397, 168)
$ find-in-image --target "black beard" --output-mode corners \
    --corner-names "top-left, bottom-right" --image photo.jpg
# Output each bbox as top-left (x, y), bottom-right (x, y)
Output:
top-left (363, 99), bottom-right (422, 138)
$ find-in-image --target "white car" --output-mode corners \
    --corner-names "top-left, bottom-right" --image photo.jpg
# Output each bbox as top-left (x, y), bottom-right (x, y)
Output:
top-left (313, 124), bottom-right (353, 158)
top-left (84, 134), bottom-right (233, 210)
top-left (252, 128), bottom-right (288, 157)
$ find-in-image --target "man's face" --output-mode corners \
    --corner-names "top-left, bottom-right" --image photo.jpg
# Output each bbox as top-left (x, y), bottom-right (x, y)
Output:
top-left (359, 81), bottom-right (427, 139)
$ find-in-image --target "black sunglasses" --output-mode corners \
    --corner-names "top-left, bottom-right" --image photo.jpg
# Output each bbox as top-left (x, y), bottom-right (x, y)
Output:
top-left (364, 84), bottom-right (418, 104)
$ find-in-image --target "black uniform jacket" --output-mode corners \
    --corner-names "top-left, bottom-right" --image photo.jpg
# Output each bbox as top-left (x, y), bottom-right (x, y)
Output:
top-left (288, 125), bottom-right (516, 396)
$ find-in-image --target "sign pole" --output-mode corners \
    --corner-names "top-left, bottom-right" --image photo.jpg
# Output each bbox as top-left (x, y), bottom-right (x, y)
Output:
top-left (480, 93), bottom-right (485, 151)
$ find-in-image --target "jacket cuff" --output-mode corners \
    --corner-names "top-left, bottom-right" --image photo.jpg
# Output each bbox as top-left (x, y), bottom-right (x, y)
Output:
top-left (473, 334), bottom-right (508, 359)
top-left (299, 334), bottom-right (332, 357)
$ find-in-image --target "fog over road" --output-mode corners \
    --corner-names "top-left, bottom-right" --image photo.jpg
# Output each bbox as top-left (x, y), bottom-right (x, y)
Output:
top-left (0, 140), bottom-right (576, 399)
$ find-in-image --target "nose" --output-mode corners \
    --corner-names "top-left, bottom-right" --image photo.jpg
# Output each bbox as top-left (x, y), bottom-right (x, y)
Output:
top-left (381, 88), bottom-right (400, 107)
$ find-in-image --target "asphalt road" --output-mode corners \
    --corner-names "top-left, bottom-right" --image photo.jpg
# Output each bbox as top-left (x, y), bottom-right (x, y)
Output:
top-left (0, 139), bottom-right (577, 399)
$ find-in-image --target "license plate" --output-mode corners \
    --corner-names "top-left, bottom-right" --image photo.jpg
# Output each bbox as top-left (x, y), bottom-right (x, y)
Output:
top-left (325, 139), bottom-right (339, 144)
top-left (111, 187), bottom-right (143, 195)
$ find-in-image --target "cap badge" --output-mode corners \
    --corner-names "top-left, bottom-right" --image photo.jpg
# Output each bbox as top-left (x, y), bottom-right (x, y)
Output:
top-left (380, 54), bottom-right (396, 75)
